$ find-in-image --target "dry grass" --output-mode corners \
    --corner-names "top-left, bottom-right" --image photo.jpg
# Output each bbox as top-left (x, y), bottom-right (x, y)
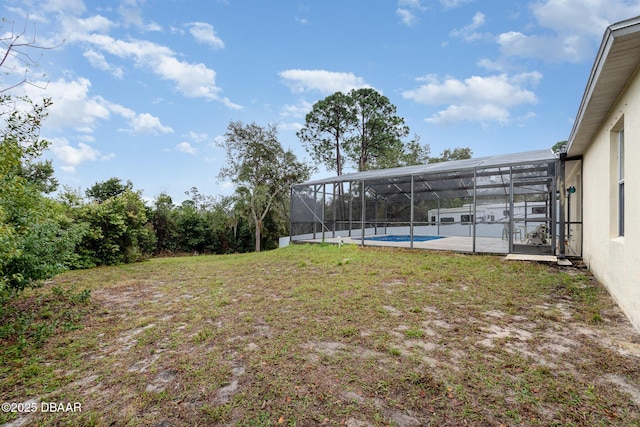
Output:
top-left (1, 244), bottom-right (639, 426)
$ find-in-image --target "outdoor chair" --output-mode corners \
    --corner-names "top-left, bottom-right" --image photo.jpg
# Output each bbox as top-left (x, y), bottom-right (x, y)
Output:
top-left (502, 223), bottom-right (523, 241)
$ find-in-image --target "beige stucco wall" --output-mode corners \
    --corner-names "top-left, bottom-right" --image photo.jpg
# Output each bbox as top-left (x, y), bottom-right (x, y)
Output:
top-left (581, 67), bottom-right (640, 332)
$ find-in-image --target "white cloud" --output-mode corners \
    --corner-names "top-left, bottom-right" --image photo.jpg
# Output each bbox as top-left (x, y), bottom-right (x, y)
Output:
top-left (402, 72), bottom-right (541, 125)
top-left (185, 131), bottom-right (209, 143)
top-left (61, 14), bottom-right (114, 34)
top-left (279, 69), bottom-right (371, 94)
top-left (496, 0), bottom-right (640, 63)
top-left (37, 0), bottom-right (86, 15)
top-left (26, 77), bottom-right (110, 132)
top-left (397, 9), bottom-right (418, 27)
top-left (450, 12), bottom-right (487, 42)
top-left (531, 0), bottom-right (638, 39)
top-left (497, 31), bottom-right (592, 63)
top-left (427, 104), bottom-right (511, 126)
top-left (396, 0), bottom-right (427, 26)
top-left (50, 137), bottom-right (114, 172)
top-left (99, 99), bottom-right (135, 119)
top-left (188, 22), bottom-right (225, 49)
top-left (24, 77), bottom-right (173, 135)
top-left (144, 21), bottom-right (163, 32)
top-left (155, 55), bottom-right (218, 96)
top-left (169, 25), bottom-right (185, 35)
top-left (399, 0), bottom-right (425, 8)
top-left (279, 121), bottom-right (304, 132)
top-left (116, 0), bottom-right (161, 31)
top-left (59, 15), bottom-right (241, 108)
top-left (101, 100), bottom-right (173, 135)
top-left (477, 58), bottom-right (508, 72)
top-left (176, 141), bottom-right (197, 154)
top-left (118, 1), bottom-right (144, 28)
top-left (440, 0), bottom-right (475, 9)
top-left (129, 113), bottom-right (174, 135)
top-left (280, 100), bottom-right (313, 119)
top-left (83, 49), bottom-right (124, 78)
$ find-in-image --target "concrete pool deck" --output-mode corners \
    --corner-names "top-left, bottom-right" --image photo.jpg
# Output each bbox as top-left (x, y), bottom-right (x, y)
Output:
top-left (295, 235), bottom-right (510, 254)
top-left (293, 235), bottom-right (573, 265)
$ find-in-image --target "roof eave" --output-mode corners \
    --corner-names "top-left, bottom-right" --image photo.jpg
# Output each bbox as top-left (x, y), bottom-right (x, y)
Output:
top-left (567, 16), bottom-right (640, 157)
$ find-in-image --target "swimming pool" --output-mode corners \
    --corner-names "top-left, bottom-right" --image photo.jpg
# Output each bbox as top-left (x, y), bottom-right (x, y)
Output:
top-left (357, 235), bottom-right (444, 242)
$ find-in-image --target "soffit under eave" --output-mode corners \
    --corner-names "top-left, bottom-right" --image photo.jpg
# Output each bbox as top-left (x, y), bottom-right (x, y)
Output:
top-left (568, 24), bottom-right (640, 157)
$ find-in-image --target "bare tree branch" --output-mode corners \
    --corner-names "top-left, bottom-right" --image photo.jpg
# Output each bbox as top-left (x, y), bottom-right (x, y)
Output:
top-left (1, 17), bottom-right (64, 93)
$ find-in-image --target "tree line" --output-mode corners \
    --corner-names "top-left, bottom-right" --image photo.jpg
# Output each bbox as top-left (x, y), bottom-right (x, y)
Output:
top-left (1, 117), bottom-right (301, 293)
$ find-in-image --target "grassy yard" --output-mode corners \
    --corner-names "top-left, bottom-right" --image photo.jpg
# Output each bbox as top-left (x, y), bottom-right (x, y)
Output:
top-left (1, 244), bottom-right (639, 426)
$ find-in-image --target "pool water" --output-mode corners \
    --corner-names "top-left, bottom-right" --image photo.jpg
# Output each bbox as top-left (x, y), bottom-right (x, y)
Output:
top-left (359, 235), bottom-right (444, 242)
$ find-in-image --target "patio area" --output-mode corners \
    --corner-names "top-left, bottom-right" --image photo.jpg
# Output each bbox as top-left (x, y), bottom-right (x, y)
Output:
top-left (294, 235), bottom-right (574, 266)
top-left (295, 234), bottom-right (510, 253)
top-left (290, 149), bottom-right (582, 257)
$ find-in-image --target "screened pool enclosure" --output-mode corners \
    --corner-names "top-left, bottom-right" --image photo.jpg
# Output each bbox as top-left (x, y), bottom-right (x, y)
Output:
top-left (290, 150), bottom-right (582, 257)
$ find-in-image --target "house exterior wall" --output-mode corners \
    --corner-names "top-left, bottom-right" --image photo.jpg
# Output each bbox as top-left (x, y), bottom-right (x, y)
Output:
top-left (581, 67), bottom-right (640, 331)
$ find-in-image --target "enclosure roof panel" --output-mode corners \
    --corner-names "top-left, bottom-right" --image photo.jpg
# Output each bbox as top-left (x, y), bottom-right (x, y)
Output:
top-left (295, 149), bottom-right (557, 187)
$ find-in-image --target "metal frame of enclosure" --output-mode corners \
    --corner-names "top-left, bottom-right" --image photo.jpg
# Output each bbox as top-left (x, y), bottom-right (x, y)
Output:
top-left (290, 150), bottom-right (583, 257)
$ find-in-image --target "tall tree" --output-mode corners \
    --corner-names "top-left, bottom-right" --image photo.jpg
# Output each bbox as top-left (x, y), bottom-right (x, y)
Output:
top-left (298, 89), bottom-right (415, 173)
top-left (552, 140), bottom-right (568, 154)
top-left (400, 134), bottom-right (431, 166)
top-left (218, 121), bottom-right (311, 252)
top-left (85, 177), bottom-right (133, 203)
top-left (151, 192), bottom-right (178, 254)
top-left (296, 91), bottom-right (355, 176)
top-left (429, 147), bottom-right (473, 163)
top-left (346, 88), bottom-right (410, 171)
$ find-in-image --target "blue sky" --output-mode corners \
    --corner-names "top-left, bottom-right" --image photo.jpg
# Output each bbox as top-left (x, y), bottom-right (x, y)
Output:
top-left (4, 0), bottom-right (640, 204)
